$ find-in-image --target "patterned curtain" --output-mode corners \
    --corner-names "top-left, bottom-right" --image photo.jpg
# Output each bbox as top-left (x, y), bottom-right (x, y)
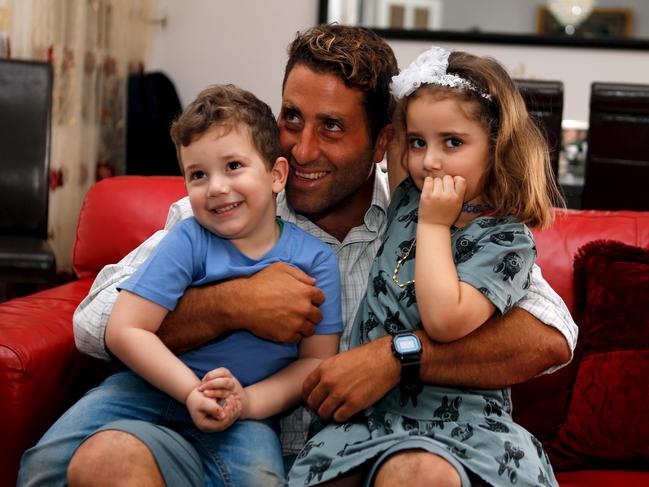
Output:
top-left (3, 0), bottom-right (157, 271)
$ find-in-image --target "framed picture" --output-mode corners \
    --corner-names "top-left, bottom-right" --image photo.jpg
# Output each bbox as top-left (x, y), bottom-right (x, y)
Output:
top-left (536, 7), bottom-right (633, 38)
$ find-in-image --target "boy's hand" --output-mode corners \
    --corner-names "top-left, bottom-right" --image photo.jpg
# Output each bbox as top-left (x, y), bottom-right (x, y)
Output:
top-left (185, 387), bottom-right (239, 432)
top-left (418, 175), bottom-right (466, 227)
top-left (199, 367), bottom-right (249, 421)
top-left (185, 367), bottom-right (246, 432)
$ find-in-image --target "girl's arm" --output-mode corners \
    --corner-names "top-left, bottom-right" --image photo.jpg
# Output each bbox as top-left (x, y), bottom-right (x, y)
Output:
top-left (416, 175), bottom-right (495, 342)
top-left (105, 290), bottom-right (201, 402)
top-left (416, 222), bottom-right (495, 342)
top-left (239, 334), bottom-right (340, 420)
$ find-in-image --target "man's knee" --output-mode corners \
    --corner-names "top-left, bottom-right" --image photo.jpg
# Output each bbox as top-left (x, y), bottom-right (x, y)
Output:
top-left (374, 450), bottom-right (462, 487)
top-left (67, 430), bottom-right (165, 487)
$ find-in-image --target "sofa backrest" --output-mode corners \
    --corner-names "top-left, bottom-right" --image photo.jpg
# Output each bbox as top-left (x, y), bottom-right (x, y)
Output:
top-left (73, 176), bottom-right (186, 278)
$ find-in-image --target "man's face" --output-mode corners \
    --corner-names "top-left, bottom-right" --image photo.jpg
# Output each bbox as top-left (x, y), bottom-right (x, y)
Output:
top-left (278, 64), bottom-right (377, 219)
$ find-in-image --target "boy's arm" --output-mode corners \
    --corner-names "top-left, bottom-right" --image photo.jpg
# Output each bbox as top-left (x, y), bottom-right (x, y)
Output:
top-left (415, 222), bottom-right (495, 342)
top-left (242, 334), bottom-right (340, 420)
top-left (105, 290), bottom-right (200, 403)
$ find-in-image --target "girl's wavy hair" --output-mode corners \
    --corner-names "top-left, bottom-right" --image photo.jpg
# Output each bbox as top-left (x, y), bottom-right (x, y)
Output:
top-left (170, 84), bottom-right (281, 173)
top-left (394, 51), bottom-right (564, 229)
top-left (283, 24), bottom-right (398, 144)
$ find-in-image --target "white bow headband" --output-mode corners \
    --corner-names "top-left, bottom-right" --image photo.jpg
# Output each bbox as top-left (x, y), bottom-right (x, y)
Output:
top-left (390, 47), bottom-right (492, 101)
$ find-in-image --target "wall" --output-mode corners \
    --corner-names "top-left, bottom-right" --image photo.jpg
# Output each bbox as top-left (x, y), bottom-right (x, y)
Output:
top-left (149, 0), bottom-right (318, 115)
top-left (149, 0), bottom-right (649, 122)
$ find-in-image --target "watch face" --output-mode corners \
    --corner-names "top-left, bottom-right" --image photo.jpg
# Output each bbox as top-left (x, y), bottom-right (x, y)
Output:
top-left (395, 334), bottom-right (420, 353)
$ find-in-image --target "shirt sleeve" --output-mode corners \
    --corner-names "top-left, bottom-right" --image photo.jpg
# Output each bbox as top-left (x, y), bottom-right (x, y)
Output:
top-left (456, 224), bottom-right (536, 315)
top-left (118, 219), bottom-right (202, 311)
top-left (517, 264), bottom-right (579, 374)
top-left (310, 247), bottom-right (343, 335)
top-left (73, 197), bottom-right (193, 360)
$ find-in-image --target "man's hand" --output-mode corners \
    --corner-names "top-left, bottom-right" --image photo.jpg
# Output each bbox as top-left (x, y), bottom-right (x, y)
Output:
top-left (244, 263), bottom-right (325, 342)
top-left (302, 336), bottom-right (400, 422)
top-left (158, 262), bottom-right (325, 353)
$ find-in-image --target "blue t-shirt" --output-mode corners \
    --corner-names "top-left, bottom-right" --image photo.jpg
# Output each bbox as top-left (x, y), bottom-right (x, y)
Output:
top-left (119, 217), bottom-right (342, 385)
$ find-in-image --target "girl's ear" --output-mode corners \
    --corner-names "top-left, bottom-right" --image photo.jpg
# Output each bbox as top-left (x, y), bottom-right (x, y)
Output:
top-left (271, 156), bottom-right (289, 194)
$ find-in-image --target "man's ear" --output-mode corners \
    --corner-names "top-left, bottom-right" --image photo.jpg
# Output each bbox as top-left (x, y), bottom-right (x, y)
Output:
top-left (271, 156), bottom-right (289, 193)
top-left (372, 124), bottom-right (394, 164)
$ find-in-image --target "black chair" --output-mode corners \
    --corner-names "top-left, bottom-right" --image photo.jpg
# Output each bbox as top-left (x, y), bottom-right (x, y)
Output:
top-left (0, 59), bottom-right (56, 298)
top-left (515, 79), bottom-right (564, 181)
top-left (582, 82), bottom-right (649, 211)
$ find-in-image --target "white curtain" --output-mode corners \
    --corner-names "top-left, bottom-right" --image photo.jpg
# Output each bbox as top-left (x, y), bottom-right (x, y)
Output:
top-left (3, 0), bottom-right (157, 271)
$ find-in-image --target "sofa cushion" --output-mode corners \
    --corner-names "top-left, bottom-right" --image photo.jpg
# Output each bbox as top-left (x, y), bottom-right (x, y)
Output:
top-left (546, 240), bottom-right (649, 470)
top-left (73, 176), bottom-right (186, 278)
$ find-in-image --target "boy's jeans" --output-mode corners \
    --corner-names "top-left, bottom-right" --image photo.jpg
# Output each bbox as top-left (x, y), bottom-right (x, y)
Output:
top-left (18, 370), bottom-right (285, 486)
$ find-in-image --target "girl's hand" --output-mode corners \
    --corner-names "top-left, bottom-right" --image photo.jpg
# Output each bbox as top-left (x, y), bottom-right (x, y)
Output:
top-left (199, 367), bottom-right (248, 421)
top-left (418, 175), bottom-right (466, 227)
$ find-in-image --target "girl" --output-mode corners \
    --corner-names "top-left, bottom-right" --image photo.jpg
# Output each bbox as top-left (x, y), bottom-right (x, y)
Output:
top-left (289, 47), bottom-right (563, 487)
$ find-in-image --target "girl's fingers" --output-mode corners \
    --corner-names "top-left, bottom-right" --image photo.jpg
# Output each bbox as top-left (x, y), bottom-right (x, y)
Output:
top-left (453, 176), bottom-right (467, 198)
top-left (422, 176), bottom-right (434, 193)
top-left (432, 176), bottom-right (443, 195)
top-left (442, 174), bottom-right (455, 192)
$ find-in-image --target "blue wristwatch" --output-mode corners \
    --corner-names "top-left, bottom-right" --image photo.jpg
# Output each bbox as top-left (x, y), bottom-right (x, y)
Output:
top-left (391, 332), bottom-right (422, 384)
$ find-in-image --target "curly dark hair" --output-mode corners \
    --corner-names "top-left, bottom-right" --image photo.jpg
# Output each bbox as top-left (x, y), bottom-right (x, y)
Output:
top-left (170, 84), bottom-right (281, 173)
top-left (283, 24), bottom-right (398, 143)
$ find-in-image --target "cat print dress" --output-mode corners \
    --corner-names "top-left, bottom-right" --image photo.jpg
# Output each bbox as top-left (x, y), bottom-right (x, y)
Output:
top-left (288, 178), bottom-right (558, 487)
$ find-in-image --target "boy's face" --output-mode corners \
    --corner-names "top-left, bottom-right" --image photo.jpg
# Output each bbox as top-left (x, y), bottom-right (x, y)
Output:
top-left (181, 124), bottom-right (286, 248)
top-left (278, 64), bottom-right (388, 222)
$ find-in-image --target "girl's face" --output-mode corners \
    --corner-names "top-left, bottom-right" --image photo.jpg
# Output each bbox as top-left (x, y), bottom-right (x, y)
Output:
top-left (405, 93), bottom-right (490, 205)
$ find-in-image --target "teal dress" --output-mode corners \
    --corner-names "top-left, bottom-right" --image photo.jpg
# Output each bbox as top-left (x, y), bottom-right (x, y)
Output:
top-left (289, 179), bottom-right (558, 487)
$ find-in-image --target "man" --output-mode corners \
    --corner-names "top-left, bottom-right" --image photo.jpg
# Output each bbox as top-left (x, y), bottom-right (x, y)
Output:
top-left (20, 24), bottom-right (576, 487)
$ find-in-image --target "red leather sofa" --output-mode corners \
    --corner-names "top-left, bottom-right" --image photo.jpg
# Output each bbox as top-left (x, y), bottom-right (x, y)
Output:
top-left (2, 176), bottom-right (648, 486)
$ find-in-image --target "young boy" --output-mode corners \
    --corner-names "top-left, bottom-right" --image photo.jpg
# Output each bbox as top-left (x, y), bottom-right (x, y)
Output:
top-left (102, 84), bottom-right (342, 484)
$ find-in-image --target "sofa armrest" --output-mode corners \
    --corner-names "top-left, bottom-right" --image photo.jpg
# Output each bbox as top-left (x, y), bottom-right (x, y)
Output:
top-left (0, 279), bottom-right (105, 486)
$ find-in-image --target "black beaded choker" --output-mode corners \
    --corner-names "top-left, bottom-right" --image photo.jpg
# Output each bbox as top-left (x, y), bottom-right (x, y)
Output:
top-left (461, 203), bottom-right (490, 214)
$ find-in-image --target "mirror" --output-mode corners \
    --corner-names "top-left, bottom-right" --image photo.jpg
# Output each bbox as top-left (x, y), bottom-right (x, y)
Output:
top-left (319, 0), bottom-right (649, 49)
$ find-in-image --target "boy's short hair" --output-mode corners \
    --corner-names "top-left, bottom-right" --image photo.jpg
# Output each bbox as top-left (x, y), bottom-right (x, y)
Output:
top-left (283, 24), bottom-right (398, 144)
top-left (171, 84), bottom-right (281, 173)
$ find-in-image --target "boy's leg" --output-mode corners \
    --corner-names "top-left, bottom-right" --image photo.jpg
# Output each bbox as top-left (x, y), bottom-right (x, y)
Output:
top-left (67, 420), bottom-right (203, 487)
top-left (180, 419), bottom-right (286, 487)
top-left (17, 371), bottom-right (182, 487)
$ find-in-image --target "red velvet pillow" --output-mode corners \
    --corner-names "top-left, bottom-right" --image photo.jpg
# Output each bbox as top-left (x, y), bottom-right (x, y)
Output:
top-left (546, 240), bottom-right (649, 470)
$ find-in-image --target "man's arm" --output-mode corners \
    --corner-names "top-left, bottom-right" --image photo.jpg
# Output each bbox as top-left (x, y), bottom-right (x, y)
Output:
top-left (304, 308), bottom-right (571, 422)
top-left (158, 263), bottom-right (325, 354)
